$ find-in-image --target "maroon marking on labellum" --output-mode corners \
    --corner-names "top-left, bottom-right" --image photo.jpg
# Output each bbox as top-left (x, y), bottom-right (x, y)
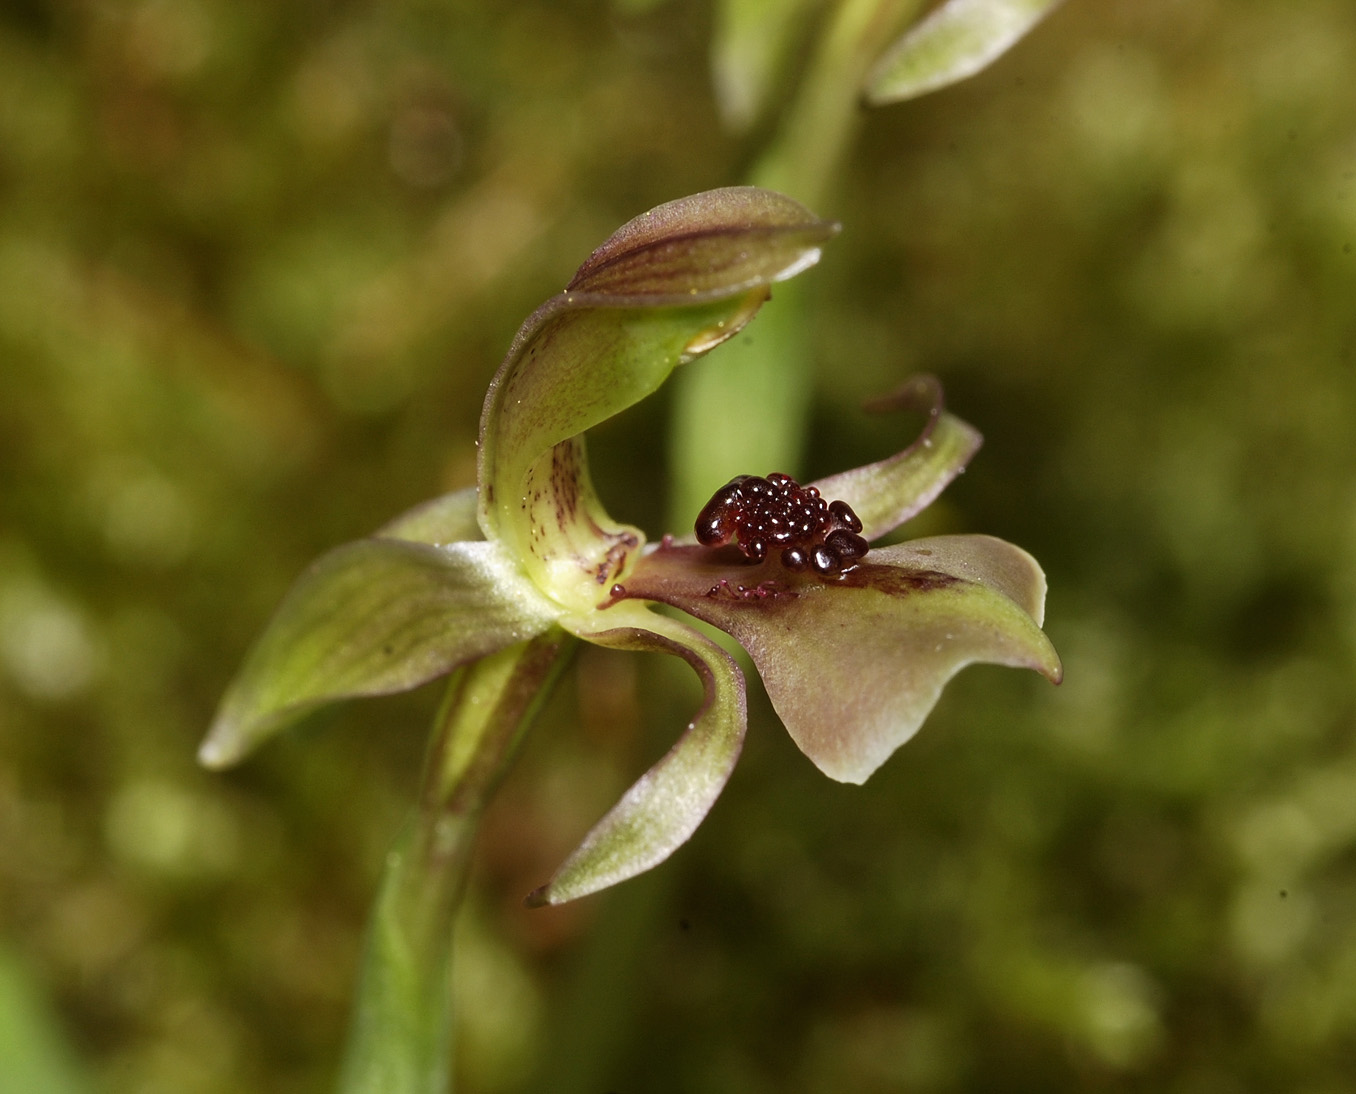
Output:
top-left (694, 473), bottom-right (870, 576)
top-left (704, 578), bottom-right (790, 601)
top-left (837, 565), bottom-right (960, 596)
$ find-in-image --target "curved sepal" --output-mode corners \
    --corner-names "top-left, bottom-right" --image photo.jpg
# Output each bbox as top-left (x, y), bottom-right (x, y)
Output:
top-left (620, 535), bottom-right (1060, 784)
top-left (477, 189), bottom-right (837, 610)
top-left (809, 374), bottom-right (983, 542)
top-left (866, 0), bottom-right (1062, 105)
top-left (200, 539), bottom-right (561, 768)
top-left (526, 605), bottom-right (747, 906)
top-left (565, 186), bottom-right (837, 303)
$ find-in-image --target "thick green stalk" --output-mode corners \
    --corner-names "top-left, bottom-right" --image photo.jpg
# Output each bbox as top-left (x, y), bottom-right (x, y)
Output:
top-left (337, 631), bottom-right (573, 1094)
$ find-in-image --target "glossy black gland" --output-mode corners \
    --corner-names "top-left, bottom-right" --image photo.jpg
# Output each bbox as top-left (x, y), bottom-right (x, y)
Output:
top-left (695, 472), bottom-right (869, 575)
top-left (825, 527), bottom-right (869, 561)
top-left (828, 499), bottom-right (863, 534)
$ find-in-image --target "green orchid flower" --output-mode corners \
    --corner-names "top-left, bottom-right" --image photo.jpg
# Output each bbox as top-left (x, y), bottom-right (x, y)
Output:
top-left (200, 186), bottom-right (1061, 910)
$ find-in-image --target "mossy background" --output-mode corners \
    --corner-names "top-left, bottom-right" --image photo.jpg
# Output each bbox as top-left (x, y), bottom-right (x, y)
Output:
top-left (3, 0), bottom-right (1356, 1091)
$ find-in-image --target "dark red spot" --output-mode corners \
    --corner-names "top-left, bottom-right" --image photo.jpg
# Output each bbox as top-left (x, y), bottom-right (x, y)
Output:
top-left (704, 577), bottom-right (790, 601)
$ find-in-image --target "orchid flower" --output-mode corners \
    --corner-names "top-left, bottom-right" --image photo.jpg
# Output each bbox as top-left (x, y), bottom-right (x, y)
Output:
top-left (200, 186), bottom-right (1060, 910)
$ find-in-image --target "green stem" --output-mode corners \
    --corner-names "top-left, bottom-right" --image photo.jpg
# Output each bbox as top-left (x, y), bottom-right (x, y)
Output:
top-left (337, 631), bottom-right (573, 1094)
top-left (755, 0), bottom-right (922, 207)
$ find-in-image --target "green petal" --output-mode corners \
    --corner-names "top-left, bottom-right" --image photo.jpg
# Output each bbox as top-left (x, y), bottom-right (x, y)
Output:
top-left (865, 0), bottom-right (1062, 106)
top-left (200, 539), bottom-right (561, 768)
top-left (376, 486), bottom-right (482, 545)
top-left (623, 535), bottom-right (1060, 784)
top-left (526, 604), bottom-right (747, 906)
top-left (809, 374), bottom-right (984, 542)
top-left (477, 188), bottom-right (837, 612)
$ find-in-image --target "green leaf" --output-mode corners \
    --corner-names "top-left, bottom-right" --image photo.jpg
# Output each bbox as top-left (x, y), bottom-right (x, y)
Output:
top-left (200, 539), bottom-right (561, 767)
top-left (809, 374), bottom-right (984, 542)
top-left (477, 188), bottom-right (837, 611)
top-left (865, 0), bottom-right (1062, 105)
top-left (376, 486), bottom-right (481, 545)
top-left (623, 535), bottom-right (1060, 784)
top-left (526, 605), bottom-right (747, 905)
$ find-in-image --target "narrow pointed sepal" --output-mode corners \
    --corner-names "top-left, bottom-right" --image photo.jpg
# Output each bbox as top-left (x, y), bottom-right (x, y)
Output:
top-left (809, 374), bottom-right (984, 543)
top-left (866, 0), bottom-right (1064, 106)
top-left (526, 606), bottom-right (747, 906)
top-left (620, 535), bottom-right (1060, 785)
top-left (200, 539), bottom-right (561, 768)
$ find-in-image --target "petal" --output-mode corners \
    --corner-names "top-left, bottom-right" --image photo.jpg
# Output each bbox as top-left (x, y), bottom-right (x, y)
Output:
top-left (526, 604), bottom-right (747, 906)
top-left (477, 188), bottom-right (837, 611)
top-left (200, 539), bottom-right (562, 768)
top-left (808, 374), bottom-right (983, 542)
top-left (619, 535), bottom-right (1060, 784)
top-left (865, 0), bottom-right (1063, 106)
top-left (376, 486), bottom-right (482, 545)
top-left (888, 533), bottom-right (1051, 627)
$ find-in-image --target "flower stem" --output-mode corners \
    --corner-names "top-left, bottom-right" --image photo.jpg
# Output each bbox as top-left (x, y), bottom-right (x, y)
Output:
top-left (337, 631), bottom-right (573, 1094)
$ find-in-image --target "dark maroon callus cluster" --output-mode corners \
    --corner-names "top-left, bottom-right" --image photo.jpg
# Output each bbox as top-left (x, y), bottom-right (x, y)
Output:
top-left (694, 473), bottom-right (869, 576)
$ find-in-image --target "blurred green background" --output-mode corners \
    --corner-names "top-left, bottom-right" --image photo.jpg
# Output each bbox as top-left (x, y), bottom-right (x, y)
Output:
top-left (3, 0), bottom-right (1355, 1091)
